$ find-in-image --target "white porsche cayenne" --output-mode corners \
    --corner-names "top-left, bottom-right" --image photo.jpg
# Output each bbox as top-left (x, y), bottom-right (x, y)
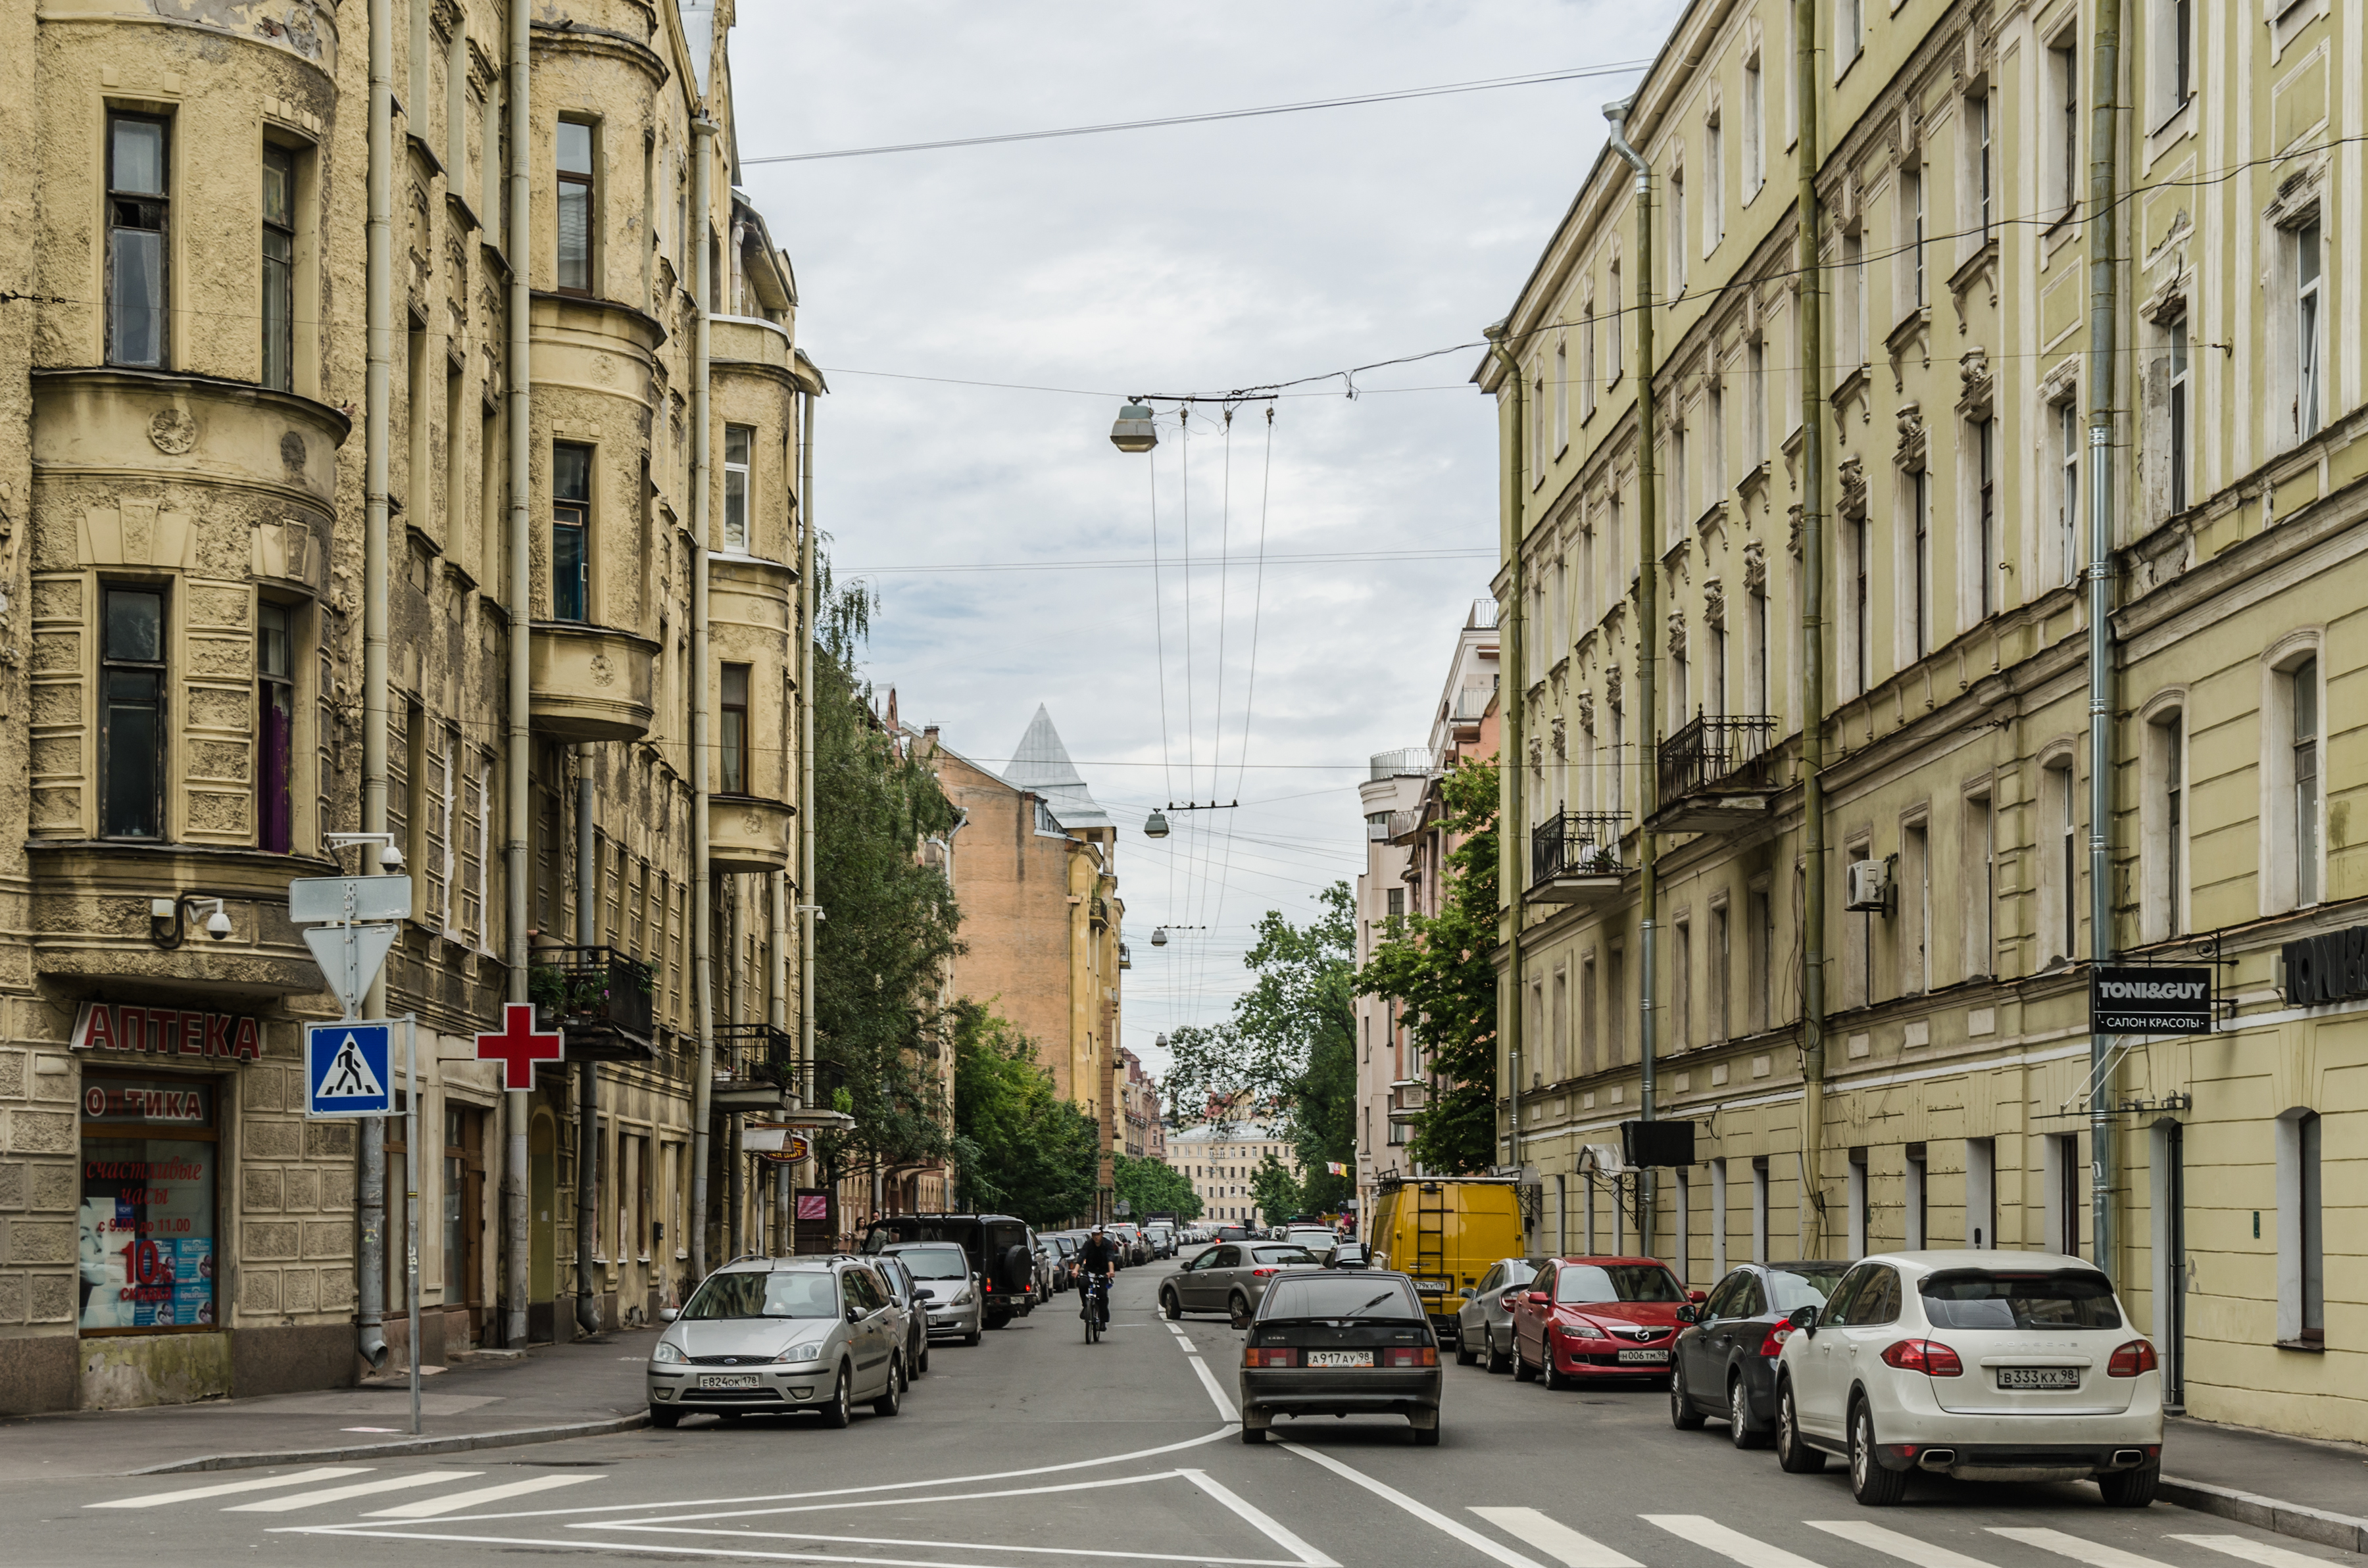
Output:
top-left (1771, 1250), bottom-right (2163, 1506)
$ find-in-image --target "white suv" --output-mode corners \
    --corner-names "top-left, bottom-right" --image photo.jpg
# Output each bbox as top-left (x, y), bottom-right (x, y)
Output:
top-left (1771, 1250), bottom-right (2163, 1507)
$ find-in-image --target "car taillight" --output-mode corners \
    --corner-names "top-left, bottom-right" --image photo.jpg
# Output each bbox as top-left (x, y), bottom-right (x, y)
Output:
top-left (1383, 1347), bottom-right (1438, 1367)
top-left (1756, 1325), bottom-right (1794, 1357)
top-left (1251, 1267), bottom-right (1281, 1277)
top-left (1243, 1347), bottom-right (1298, 1367)
top-left (1879, 1339), bottom-right (1965, 1377)
top-left (2107, 1339), bottom-right (2159, 1377)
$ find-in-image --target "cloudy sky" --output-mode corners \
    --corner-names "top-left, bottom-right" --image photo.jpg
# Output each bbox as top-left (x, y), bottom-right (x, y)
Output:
top-left (728, 1), bottom-right (1677, 1074)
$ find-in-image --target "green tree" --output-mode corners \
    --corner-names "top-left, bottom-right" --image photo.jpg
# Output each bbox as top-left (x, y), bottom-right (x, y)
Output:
top-left (1355, 759), bottom-right (1499, 1174)
top-left (1112, 1154), bottom-right (1202, 1221)
top-left (949, 1002), bottom-right (1100, 1226)
top-left (1250, 1149), bottom-right (1302, 1225)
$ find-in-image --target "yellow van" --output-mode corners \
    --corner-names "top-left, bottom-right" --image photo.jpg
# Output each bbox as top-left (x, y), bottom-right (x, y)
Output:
top-left (1367, 1177), bottom-right (1525, 1346)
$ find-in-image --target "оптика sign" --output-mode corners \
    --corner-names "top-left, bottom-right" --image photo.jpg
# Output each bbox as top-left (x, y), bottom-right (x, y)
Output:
top-left (2090, 966), bottom-right (2214, 1035)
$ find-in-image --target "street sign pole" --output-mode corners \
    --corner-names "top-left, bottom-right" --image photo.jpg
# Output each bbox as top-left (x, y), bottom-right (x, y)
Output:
top-left (405, 1014), bottom-right (421, 1436)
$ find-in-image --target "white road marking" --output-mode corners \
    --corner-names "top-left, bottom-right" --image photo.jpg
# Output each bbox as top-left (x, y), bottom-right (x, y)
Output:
top-left (1989, 1529), bottom-right (2181, 1568)
top-left (225, 1470), bottom-right (482, 1512)
top-left (1185, 1355), bottom-right (1240, 1422)
top-left (1644, 1513), bottom-right (1832, 1568)
top-left (364, 1473), bottom-right (606, 1517)
top-left (585, 1523), bottom-right (1304, 1565)
top-left (1280, 1442), bottom-right (1546, 1568)
top-left (1181, 1468), bottom-right (1339, 1568)
top-left (595, 1467), bottom-right (1207, 1527)
top-left (2170, 1538), bottom-right (2351, 1568)
top-left (87, 1467), bottom-right (372, 1509)
top-left (1809, 1521), bottom-right (2003, 1568)
top-left (1472, 1507), bottom-right (1642, 1567)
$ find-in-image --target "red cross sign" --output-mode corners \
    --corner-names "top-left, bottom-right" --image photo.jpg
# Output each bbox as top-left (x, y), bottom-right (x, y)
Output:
top-left (476, 1002), bottom-right (564, 1090)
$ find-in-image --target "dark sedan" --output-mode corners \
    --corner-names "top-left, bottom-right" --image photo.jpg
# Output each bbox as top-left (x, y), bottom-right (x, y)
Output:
top-left (1667, 1260), bottom-right (1848, 1446)
top-left (1239, 1271), bottom-right (1442, 1447)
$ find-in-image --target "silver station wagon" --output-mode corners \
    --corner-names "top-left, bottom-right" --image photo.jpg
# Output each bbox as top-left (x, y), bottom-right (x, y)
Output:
top-left (647, 1256), bottom-right (910, 1429)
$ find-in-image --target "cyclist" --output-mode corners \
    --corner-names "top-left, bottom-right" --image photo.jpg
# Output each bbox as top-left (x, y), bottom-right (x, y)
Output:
top-left (1077, 1224), bottom-right (1121, 1331)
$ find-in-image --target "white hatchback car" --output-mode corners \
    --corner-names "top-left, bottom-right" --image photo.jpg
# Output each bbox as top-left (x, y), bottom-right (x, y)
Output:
top-left (1771, 1250), bottom-right (2163, 1506)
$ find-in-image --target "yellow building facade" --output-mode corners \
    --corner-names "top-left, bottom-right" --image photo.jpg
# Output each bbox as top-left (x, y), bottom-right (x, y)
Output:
top-left (0, 0), bottom-right (821, 1411)
top-left (1487, 0), bottom-right (2363, 1441)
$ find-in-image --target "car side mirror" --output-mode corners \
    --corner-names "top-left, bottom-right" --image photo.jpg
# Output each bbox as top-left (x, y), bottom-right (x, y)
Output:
top-left (1688, 1289), bottom-right (1708, 1304)
top-left (1458, 1287), bottom-right (1476, 1300)
top-left (1525, 1290), bottom-right (1551, 1306)
top-left (658, 1307), bottom-right (678, 1323)
top-left (847, 1305), bottom-right (862, 1323)
top-left (1675, 1304), bottom-right (1697, 1324)
top-left (1787, 1304), bottom-right (1819, 1336)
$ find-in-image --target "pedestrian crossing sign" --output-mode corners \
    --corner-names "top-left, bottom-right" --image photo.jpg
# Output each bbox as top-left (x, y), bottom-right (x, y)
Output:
top-left (305, 1021), bottom-right (393, 1117)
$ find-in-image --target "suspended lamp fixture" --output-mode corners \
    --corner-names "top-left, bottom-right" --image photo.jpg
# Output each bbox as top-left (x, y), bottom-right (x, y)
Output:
top-left (1150, 927), bottom-right (1169, 946)
top-left (1143, 808), bottom-right (1171, 839)
top-left (1110, 401), bottom-right (1159, 453)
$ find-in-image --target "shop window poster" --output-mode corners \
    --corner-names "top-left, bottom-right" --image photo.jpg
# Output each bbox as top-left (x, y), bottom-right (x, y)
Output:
top-left (79, 1076), bottom-right (218, 1331)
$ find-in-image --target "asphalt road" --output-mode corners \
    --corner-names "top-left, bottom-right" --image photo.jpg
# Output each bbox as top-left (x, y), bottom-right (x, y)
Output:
top-left (5, 1256), bottom-right (2357, 1568)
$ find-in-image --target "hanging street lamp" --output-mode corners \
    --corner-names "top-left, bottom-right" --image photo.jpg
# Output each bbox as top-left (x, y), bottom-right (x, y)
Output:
top-left (1143, 808), bottom-right (1171, 839)
top-left (1110, 401), bottom-right (1158, 453)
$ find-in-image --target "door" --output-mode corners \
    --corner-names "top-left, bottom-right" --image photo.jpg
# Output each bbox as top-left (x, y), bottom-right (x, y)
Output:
top-left (444, 1107), bottom-right (486, 1346)
top-left (2155, 1119), bottom-right (2187, 1409)
top-left (1516, 1263), bottom-right (1557, 1366)
top-left (1794, 1262), bottom-right (1873, 1437)
top-left (1831, 1265), bottom-right (1902, 1423)
top-left (1464, 1264), bottom-right (1502, 1342)
top-left (1685, 1269), bottom-right (1748, 1400)
top-left (844, 1269), bottom-right (889, 1395)
top-left (1189, 1246), bottom-right (1237, 1310)
top-left (528, 1111), bottom-right (557, 1344)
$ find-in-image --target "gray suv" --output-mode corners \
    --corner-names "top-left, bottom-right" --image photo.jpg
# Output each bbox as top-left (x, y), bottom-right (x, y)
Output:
top-left (886, 1241), bottom-right (983, 1346)
top-left (647, 1257), bottom-right (910, 1427)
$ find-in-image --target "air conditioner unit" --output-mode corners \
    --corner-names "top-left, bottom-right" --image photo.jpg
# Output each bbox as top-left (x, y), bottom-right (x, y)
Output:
top-left (1845, 858), bottom-right (1892, 914)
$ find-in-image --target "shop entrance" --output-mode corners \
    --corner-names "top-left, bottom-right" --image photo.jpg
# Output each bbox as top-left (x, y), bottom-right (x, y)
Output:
top-left (444, 1106), bottom-right (487, 1346)
top-left (528, 1110), bottom-right (556, 1343)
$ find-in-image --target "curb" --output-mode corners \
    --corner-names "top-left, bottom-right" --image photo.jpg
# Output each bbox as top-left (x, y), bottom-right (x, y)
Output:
top-left (2159, 1475), bottom-right (2368, 1554)
top-left (131, 1412), bottom-right (651, 1475)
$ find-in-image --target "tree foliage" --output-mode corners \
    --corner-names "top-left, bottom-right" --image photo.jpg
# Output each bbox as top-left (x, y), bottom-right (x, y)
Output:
top-left (1354, 760), bottom-right (1500, 1175)
top-left (1112, 1153), bottom-right (1202, 1222)
top-left (949, 1002), bottom-right (1100, 1226)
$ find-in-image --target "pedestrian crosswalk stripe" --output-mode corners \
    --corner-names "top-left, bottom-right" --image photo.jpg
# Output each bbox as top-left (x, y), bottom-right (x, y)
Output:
top-left (1473, 1506), bottom-right (1642, 1567)
top-left (1810, 1519), bottom-right (2002, 1568)
top-left (2169, 1537), bottom-right (2346, 1568)
top-left (87, 1467), bottom-right (373, 1509)
top-left (1990, 1529), bottom-right (2184, 1568)
top-left (363, 1473), bottom-right (608, 1518)
top-left (224, 1470), bottom-right (483, 1512)
top-left (1644, 1513), bottom-right (1831, 1568)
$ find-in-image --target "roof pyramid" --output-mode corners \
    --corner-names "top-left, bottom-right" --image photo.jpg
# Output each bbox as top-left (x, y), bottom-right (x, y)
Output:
top-left (1003, 705), bottom-right (1112, 831)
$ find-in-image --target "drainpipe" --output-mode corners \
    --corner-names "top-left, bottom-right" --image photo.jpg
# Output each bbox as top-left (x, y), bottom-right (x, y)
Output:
top-left (355, 0), bottom-right (394, 1376)
top-left (799, 389), bottom-right (818, 1136)
top-left (1793, 0), bottom-right (1831, 1254)
top-left (772, 868), bottom-right (791, 1250)
top-left (574, 749), bottom-right (601, 1337)
top-left (1604, 97), bottom-right (1659, 1263)
top-left (2086, 0), bottom-right (2123, 1281)
top-left (501, 0), bottom-right (533, 1350)
top-left (689, 116), bottom-right (718, 1283)
top-left (1481, 324), bottom-right (1526, 1202)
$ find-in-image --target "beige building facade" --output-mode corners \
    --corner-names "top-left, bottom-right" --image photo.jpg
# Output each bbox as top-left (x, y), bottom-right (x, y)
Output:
top-left (0, 0), bottom-right (821, 1413)
top-left (1487, 0), bottom-right (2365, 1442)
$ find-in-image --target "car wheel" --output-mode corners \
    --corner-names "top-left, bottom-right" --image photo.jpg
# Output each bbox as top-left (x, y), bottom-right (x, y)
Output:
top-left (1729, 1373), bottom-right (1769, 1448)
top-left (1513, 1337), bottom-right (1539, 1383)
top-left (1669, 1358), bottom-right (1707, 1429)
top-left (1455, 1327), bottom-right (1479, 1367)
top-left (1412, 1421), bottom-right (1441, 1447)
top-left (1161, 1289), bottom-right (1182, 1321)
top-left (2097, 1459), bottom-right (2161, 1508)
top-left (963, 1329), bottom-right (981, 1347)
top-left (918, 1343), bottom-right (931, 1376)
top-left (1542, 1344), bottom-right (1568, 1390)
top-left (1775, 1379), bottom-right (1825, 1474)
top-left (874, 1354), bottom-right (904, 1417)
top-left (1848, 1400), bottom-right (1907, 1506)
top-left (1485, 1329), bottom-right (1512, 1375)
top-left (1241, 1423), bottom-right (1266, 1444)
top-left (648, 1404), bottom-right (681, 1429)
top-left (1229, 1293), bottom-right (1252, 1331)
top-left (818, 1365), bottom-right (852, 1429)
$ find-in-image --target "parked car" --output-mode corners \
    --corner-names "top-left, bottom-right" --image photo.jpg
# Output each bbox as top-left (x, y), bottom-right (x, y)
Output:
top-left (1239, 1269), bottom-right (1442, 1446)
top-left (1771, 1250), bottom-right (2164, 1507)
top-left (860, 1213), bottom-right (1035, 1327)
top-left (1508, 1255), bottom-right (1696, 1389)
top-left (647, 1256), bottom-right (907, 1428)
top-left (1213, 1225), bottom-right (1252, 1243)
top-left (1453, 1257), bottom-right (1545, 1371)
top-left (1667, 1261), bottom-right (1848, 1446)
top-left (1144, 1222), bottom-right (1177, 1258)
top-left (1283, 1225), bottom-right (1339, 1255)
top-left (1045, 1233), bottom-right (1079, 1292)
top-left (1025, 1228), bottom-right (1056, 1302)
top-left (1367, 1177), bottom-right (1524, 1348)
top-left (883, 1241), bottom-right (983, 1346)
top-left (1112, 1223), bottom-right (1148, 1265)
top-left (870, 1252), bottom-right (934, 1377)
top-left (1323, 1240), bottom-right (1372, 1270)
top-left (1160, 1241), bottom-right (1325, 1325)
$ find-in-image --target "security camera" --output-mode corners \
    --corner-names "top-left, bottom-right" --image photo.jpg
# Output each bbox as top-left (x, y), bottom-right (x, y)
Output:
top-left (379, 842), bottom-right (405, 871)
top-left (204, 901), bottom-right (234, 942)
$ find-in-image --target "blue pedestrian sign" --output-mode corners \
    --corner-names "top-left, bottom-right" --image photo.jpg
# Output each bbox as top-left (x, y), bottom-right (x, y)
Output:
top-left (306, 1021), bottom-right (393, 1117)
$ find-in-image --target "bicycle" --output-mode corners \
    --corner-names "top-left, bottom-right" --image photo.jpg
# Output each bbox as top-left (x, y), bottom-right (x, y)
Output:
top-left (1081, 1273), bottom-right (1110, 1343)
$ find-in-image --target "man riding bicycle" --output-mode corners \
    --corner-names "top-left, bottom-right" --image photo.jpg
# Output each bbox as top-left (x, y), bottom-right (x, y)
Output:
top-left (1077, 1224), bottom-right (1120, 1329)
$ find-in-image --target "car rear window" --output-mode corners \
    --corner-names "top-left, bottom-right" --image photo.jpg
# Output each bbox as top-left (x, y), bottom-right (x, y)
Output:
top-left (892, 1246), bottom-right (970, 1281)
top-left (1554, 1264), bottom-right (1685, 1304)
top-left (1252, 1246), bottom-right (1318, 1265)
top-left (1919, 1269), bottom-right (2123, 1330)
top-left (1264, 1277), bottom-right (1424, 1321)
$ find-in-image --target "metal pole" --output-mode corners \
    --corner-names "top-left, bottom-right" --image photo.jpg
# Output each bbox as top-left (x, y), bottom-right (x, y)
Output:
top-left (1794, 0), bottom-right (1831, 1255)
top-left (689, 117), bottom-right (718, 1283)
top-left (501, 0), bottom-right (533, 1353)
top-left (407, 1015), bottom-right (421, 1435)
top-left (2086, 0), bottom-right (2125, 1279)
top-left (1483, 326), bottom-right (1526, 1198)
top-left (575, 748), bottom-right (601, 1337)
top-left (799, 388), bottom-right (818, 1179)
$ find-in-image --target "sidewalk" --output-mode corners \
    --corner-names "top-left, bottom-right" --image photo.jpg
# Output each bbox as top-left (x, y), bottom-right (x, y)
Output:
top-left (0, 1328), bottom-right (656, 1482)
top-left (2161, 1414), bottom-right (2368, 1553)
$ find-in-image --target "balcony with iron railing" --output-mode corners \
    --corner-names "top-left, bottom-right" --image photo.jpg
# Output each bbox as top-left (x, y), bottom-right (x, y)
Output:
top-left (1528, 812), bottom-right (1631, 906)
top-left (711, 1022), bottom-right (797, 1112)
top-left (528, 945), bottom-right (658, 1061)
top-left (1369, 747), bottom-right (1432, 781)
top-left (1655, 713), bottom-right (1779, 833)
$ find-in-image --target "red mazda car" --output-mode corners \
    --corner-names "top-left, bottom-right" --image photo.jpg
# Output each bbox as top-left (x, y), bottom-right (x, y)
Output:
top-left (1507, 1255), bottom-right (1702, 1390)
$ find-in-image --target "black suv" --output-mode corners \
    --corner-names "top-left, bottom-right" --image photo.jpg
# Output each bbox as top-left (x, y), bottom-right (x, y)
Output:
top-left (860, 1213), bottom-right (1037, 1329)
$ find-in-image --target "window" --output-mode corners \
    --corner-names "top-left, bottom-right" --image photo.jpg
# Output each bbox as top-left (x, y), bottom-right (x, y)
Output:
top-left (107, 112), bottom-right (170, 368)
top-left (1974, 417), bottom-right (1998, 618)
top-left (556, 118), bottom-right (595, 293)
top-left (723, 423), bottom-right (752, 550)
top-left (1911, 467), bottom-right (1932, 658)
top-left (1844, 839), bottom-right (1871, 1008)
top-left (1581, 305), bottom-right (1598, 418)
top-left (1607, 943), bottom-right (1626, 1064)
top-left (257, 602), bottom-right (295, 853)
top-left (1838, 233), bottom-right (1865, 367)
top-left (1743, 55), bottom-right (1765, 193)
top-left (1608, 260), bottom-right (1623, 374)
top-left (1704, 114), bottom-right (1724, 251)
top-left (1750, 1156), bottom-right (1769, 1263)
top-left (2293, 658), bottom-right (2321, 905)
top-left (2153, 0), bottom-right (2194, 124)
top-left (78, 1069), bottom-right (222, 1334)
top-left (1965, 1137), bottom-right (1998, 1248)
top-left (1710, 1159), bottom-right (1730, 1275)
top-left (1669, 170), bottom-right (1687, 293)
top-left (2045, 1132), bottom-right (2082, 1256)
top-left (1962, 791), bottom-right (1994, 977)
top-left (1848, 510), bottom-right (1870, 696)
top-left (102, 585), bottom-right (167, 839)
top-left (1838, 0), bottom-right (1862, 65)
top-left (1673, 426), bottom-right (1690, 529)
top-left (1531, 372), bottom-right (1546, 485)
top-left (1904, 1143), bottom-right (1928, 1248)
top-left (262, 144), bottom-right (296, 391)
top-left (1553, 339), bottom-right (1569, 451)
top-left (1711, 620), bottom-right (1729, 720)
top-left (2144, 713), bottom-right (2185, 943)
top-left (1554, 554), bottom-right (1569, 654)
top-left (2295, 218), bottom-right (2323, 439)
top-left (552, 442), bottom-right (591, 622)
top-left (720, 664), bottom-right (750, 794)
top-left (2044, 758), bottom-right (2077, 964)
top-left (1747, 339), bottom-right (1767, 466)
top-left (1672, 920), bottom-right (1691, 1049)
top-left (1848, 1148), bottom-right (1869, 1257)
top-left (1748, 885), bottom-right (1773, 1031)
top-left (2277, 1109), bottom-right (2324, 1346)
top-left (2168, 318), bottom-right (2190, 514)
top-left (1748, 581), bottom-right (1769, 714)
top-left (1902, 165), bottom-right (1926, 310)
top-left (1712, 902), bottom-right (1731, 1042)
top-left (1904, 820), bottom-right (1931, 994)
top-left (1710, 387), bottom-right (1727, 501)
top-left (1969, 91), bottom-right (1993, 241)
top-left (2050, 41), bottom-right (2080, 220)
top-left (2058, 401), bottom-right (2081, 587)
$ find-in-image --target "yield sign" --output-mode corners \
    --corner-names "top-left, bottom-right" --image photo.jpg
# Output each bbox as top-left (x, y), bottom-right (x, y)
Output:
top-left (477, 1002), bottom-right (563, 1090)
top-left (302, 922), bottom-right (400, 1017)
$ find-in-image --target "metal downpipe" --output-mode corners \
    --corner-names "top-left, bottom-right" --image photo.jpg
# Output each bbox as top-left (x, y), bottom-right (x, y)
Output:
top-left (1483, 324), bottom-right (1526, 1204)
top-left (1604, 97), bottom-right (1658, 1262)
top-left (799, 389), bottom-right (818, 1154)
top-left (575, 748), bottom-right (601, 1337)
top-left (689, 116), bottom-right (718, 1284)
top-left (2086, 0), bottom-right (2124, 1279)
top-left (501, 0), bottom-right (533, 1350)
top-left (772, 869), bottom-right (791, 1251)
top-left (1794, 0), bottom-right (1831, 1256)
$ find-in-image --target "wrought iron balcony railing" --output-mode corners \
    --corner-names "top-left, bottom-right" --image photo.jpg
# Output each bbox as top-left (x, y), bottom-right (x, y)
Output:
top-left (712, 1023), bottom-right (797, 1087)
top-left (1658, 714), bottom-right (1778, 802)
top-left (528, 945), bottom-right (656, 1044)
top-left (1531, 811), bottom-right (1630, 885)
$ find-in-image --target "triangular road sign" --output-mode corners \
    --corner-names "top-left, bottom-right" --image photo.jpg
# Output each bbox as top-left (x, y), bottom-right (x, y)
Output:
top-left (302, 923), bottom-right (399, 1016)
